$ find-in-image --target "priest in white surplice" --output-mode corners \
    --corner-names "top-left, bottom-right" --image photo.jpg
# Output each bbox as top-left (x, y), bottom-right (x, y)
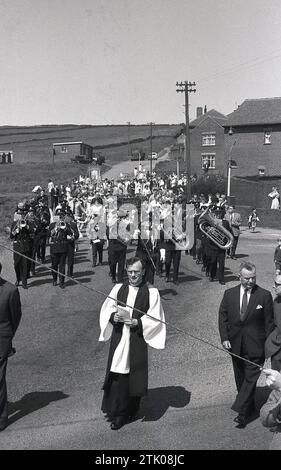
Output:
top-left (99, 256), bottom-right (166, 430)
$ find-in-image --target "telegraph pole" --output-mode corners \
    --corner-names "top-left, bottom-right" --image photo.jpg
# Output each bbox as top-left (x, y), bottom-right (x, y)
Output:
top-left (176, 81), bottom-right (196, 200)
top-left (127, 121), bottom-right (131, 158)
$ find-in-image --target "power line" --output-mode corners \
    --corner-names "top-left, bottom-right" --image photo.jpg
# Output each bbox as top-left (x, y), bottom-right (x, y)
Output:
top-left (0, 241), bottom-right (265, 372)
top-left (197, 48), bottom-right (281, 85)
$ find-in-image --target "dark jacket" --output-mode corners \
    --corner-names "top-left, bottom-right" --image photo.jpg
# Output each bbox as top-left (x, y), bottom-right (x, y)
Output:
top-left (48, 222), bottom-right (74, 254)
top-left (218, 284), bottom-right (274, 357)
top-left (0, 278), bottom-right (22, 357)
top-left (10, 222), bottom-right (33, 253)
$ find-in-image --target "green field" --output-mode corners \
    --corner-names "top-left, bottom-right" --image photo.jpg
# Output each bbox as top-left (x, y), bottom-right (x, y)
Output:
top-left (0, 123), bottom-right (181, 233)
top-left (0, 161), bottom-right (111, 233)
top-left (0, 124), bottom-right (181, 164)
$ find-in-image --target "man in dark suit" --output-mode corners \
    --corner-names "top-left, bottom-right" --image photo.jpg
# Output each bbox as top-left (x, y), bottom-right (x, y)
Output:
top-left (0, 261), bottom-right (22, 431)
top-left (218, 261), bottom-right (274, 427)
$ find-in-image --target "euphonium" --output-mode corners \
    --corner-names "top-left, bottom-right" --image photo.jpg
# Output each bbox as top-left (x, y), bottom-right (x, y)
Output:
top-left (198, 208), bottom-right (233, 250)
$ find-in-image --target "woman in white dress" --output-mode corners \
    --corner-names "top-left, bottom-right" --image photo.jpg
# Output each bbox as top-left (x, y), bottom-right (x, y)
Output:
top-left (268, 186), bottom-right (280, 210)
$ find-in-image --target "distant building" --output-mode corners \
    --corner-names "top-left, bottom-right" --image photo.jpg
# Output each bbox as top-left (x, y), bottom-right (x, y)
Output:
top-left (224, 97), bottom-right (281, 177)
top-left (0, 150), bottom-right (13, 164)
top-left (52, 141), bottom-right (94, 160)
top-left (188, 107), bottom-right (228, 176)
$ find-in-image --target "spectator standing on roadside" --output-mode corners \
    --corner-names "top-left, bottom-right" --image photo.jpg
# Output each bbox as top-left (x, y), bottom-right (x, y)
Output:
top-left (268, 186), bottom-right (280, 210)
top-left (218, 261), bottom-right (274, 428)
top-left (0, 261), bottom-right (22, 432)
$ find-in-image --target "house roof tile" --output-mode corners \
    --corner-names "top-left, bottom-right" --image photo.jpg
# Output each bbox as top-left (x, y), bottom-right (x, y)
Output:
top-left (189, 109), bottom-right (227, 128)
top-left (225, 97), bottom-right (281, 126)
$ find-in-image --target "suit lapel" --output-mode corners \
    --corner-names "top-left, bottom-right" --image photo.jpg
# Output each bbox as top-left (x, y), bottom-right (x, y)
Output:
top-left (233, 285), bottom-right (241, 320)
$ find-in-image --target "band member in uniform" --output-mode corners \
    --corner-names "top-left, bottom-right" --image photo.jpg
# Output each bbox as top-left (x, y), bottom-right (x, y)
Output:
top-left (86, 214), bottom-right (106, 268)
top-left (36, 201), bottom-right (50, 263)
top-left (99, 257), bottom-right (166, 430)
top-left (107, 210), bottom-right (130, 283)
top-left (10, 217), bottom-right (33, 289)
top-left (25, 206), bottom-right (40, 276)
top-left (225, 206), bottom-right (242, 260)
top-left (36, 189), bottom-right (49, 207)
top-left (191, 202), bottom-right (203, 263)
top-left (163, 226), bottom-right (184, 285)
top-left (135, 227), bottom-right (159, 285)
top-left (64, 209), bottom-right (79, 278)
top-left (48, 210), bottom-right (74, 288)
top-left (205, 208), bottom-right (231, 285)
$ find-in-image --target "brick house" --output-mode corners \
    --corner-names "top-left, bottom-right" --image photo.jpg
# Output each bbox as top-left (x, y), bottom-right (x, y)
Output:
top-left (224, 97), bottom-right (281, 177)
top-left (187, 107), bottom-right (228, 176)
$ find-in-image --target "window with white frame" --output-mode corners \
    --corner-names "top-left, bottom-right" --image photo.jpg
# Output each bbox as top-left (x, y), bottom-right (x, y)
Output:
top-left (202, 133), bottom-right (216, 146)
top-left (264, 131), bottom-right (271, 145)
top-left (61, 146), bottom-right (68, 153)
top-left (202, 153), bottom-right (215, 169)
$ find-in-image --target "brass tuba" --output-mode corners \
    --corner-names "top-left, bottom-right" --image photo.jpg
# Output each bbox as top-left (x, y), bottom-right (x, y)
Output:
top-left (198, 208), bottom-right (233, 250)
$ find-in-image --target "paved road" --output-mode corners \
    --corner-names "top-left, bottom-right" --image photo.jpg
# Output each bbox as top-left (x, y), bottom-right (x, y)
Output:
top-left (0, 224), bottom-right (279, 450)
top-left (104, 148), bottom-right (171, 180)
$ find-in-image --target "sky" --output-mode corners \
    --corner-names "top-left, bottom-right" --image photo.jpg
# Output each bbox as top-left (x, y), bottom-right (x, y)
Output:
top-left (1, 0), bottom-right (281, 126)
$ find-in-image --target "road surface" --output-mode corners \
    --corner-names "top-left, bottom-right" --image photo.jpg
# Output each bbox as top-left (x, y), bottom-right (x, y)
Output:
top-left (0, 221), bottom-right (279, 450)
top-left (104, 148), bottom-right (171, 180)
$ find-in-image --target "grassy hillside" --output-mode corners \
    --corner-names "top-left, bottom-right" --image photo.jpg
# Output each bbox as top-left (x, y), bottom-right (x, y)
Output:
top-left (0, 124), bottom-right (182, 164)
top-left (0, 123), bottom-right (182, 233)
top-left (0, 160), bottom-right (111, 233)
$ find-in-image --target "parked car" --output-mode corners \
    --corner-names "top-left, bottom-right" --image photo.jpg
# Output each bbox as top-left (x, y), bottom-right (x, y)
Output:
top-left (71, 155), bottom-right (93, 164)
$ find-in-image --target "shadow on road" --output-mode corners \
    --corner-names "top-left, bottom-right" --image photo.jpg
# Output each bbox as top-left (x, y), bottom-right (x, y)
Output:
top-left (159, 288), bottom-right (178, 298)
top-left (7, 391), bottom-right (69, 426)
top-left (139, 386), bottom-right (191, 421)
top-left (178, 275), bottom-right (201, 283)
top-left (72, 270), bottom-right (94, 278)
top-left (74, 257), bottom-right (89, 265)
top-left (224, 275), bottom-right (239, 283)
top-left (29, 278), bottom-right (53, 287)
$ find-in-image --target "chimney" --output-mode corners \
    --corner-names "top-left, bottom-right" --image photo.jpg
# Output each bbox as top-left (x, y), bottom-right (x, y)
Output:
top-left (204, 105), bottom-right (207, 114)
top-left (196, 107), bottom-right (203, 118)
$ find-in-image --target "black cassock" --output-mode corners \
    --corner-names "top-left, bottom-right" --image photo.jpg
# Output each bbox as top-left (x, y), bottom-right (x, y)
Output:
top-left (101, 282), bottom-right (150, 417)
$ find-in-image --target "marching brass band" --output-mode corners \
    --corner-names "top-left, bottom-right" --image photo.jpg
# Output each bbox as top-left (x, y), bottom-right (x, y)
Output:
top-left (8, 175), bottom-right (238, 289)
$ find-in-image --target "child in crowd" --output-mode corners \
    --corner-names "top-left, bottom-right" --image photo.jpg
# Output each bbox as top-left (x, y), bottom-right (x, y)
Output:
top-left (248, 208), bottom-right (260, 232)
